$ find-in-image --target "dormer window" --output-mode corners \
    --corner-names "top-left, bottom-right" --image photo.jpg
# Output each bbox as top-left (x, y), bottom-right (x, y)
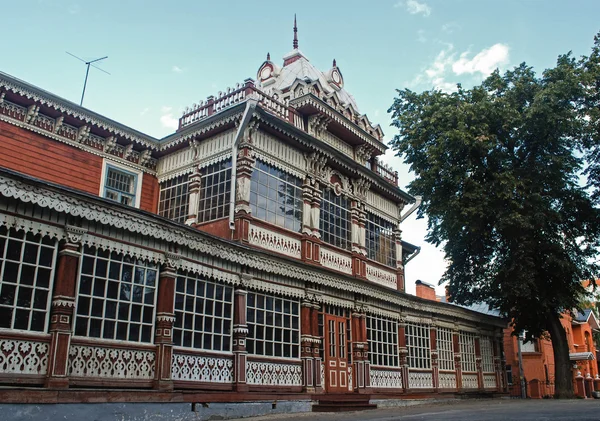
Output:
top-left (100, 161), bottom-right (142, 208)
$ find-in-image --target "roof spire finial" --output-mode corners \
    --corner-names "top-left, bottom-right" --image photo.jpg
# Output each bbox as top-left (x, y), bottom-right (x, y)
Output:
top-left (267, 52), bottom-right (271, 61)
top-left (293, 14), bottom-right (298, 49)
top-left (333, 58), bottom-right (337, 67)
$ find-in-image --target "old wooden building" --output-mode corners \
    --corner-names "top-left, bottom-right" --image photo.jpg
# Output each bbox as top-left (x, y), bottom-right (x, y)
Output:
top-left (0, 25), bottom-right (506, 406)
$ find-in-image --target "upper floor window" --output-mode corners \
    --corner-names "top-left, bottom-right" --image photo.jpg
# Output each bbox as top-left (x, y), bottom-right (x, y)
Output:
top-left (250, 160), bottom-right (302, 232)
top-left (101, 162), bottom-right (141, 207)
top-left (198, 160), bottom-right (232, 223)
top-left (158, 175), bottom-right (190, 224)
top-left (406, 323), bottom-right (431, 369)
top-left (0, 227), bottom-right (57, 332)
top-left (459, 332), bottom-right (477, 372)
top-left (366, 213), bottom-right (396, 267)
top-left (366, 315), bottom-right (399, 367)
top-left (320, 188), bottom-right (351, 250)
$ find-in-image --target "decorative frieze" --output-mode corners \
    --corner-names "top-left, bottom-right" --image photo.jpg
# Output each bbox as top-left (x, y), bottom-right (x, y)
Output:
top-left (408, 371), bottom-right (433, 389)
top-left (171, 354), bottom-right (234, 383)
top-left (246, 361), bottom-right (302, 386)
top-left (68, 345), bottom-right (155, 380)
top-left (248, 224), bottom-right (302, 259)
top-left (483, 374), bottom-right (497, 389)
top-left (370, 368), bottom-right (403, 389)
top-left (0, 338), bottom-right (49, 376)
top-left (438, 372), bottom-right (457, 389)
top-left (365, 263), bottom-right (397, 289)
top-left (320, 247), bottom-right (353, 274)
top-left (462, 373), bottom-right (479, 389)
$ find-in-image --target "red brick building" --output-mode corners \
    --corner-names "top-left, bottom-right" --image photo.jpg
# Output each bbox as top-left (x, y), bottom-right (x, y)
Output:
top-left (0, 25), bottom-right (506, 407)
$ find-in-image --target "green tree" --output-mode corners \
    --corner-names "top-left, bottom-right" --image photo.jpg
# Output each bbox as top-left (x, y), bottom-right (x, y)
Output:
top-left (388, 35), bottom-right (600, 398)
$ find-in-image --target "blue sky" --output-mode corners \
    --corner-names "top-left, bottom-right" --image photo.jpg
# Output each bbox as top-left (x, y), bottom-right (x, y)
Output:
top-left (2, 0), bottom-right (600, 295)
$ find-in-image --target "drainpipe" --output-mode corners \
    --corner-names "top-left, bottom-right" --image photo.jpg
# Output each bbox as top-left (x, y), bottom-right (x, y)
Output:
top-left (403, 246), bottom-right (421, 265)
top-left (400, 196), bottom-right (423, 223)
top-left (228, 99), bottom-right (258, 232)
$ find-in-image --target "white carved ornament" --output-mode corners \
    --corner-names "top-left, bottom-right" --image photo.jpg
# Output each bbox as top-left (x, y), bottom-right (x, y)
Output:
top-left (370, 368), bottom-right (403, 389)
top-left (365, 263), bottom-right (397, 289)
top-left (320, 247), bottom-right (352, 274)
top-left (246, 361), bottom-right (302, 386)
top-left (408, 370), bottom-right (433, 389)
top-left (438, 372), bottom-right (457, 389)
top-left (68, 345), bottom-right (155, 380)
top-left (248, 224), bottom-right (301, 259)
top-left (0, 338), bottom-right (49, 376)
top-left (171, 353), bottom-right (233, 383)
top-left (462, 373), bottom-right (479, 389)
top-left (483, 374), bottom-right (497, 389)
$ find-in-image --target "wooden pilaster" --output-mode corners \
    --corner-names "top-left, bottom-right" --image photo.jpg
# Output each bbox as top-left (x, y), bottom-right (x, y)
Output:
top-left (475, 335), bottom-right (483, 390)
top-left (185, 169), bottom-right (202, 225)
top-left (394, 228), bottom-right (404, 292)
top-left (301, 297), bottom-right (315, 392)
top-left (430, 324), bottom-right (439, 391)
top-left (351, 304), bottom-right (369, 392)
top-left (232, 275), bottom-right (250, 392)
top-left (233, 125), bottom-right (257, 243)
top-left (398, 318), bottom-right (409, 393)
top-left (45, 226), bottom-right (86, 388)
top-left (453, 327), bottom-right (462, 391)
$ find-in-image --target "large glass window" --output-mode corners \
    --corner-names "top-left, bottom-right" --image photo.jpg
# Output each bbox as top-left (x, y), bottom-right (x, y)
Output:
top-left (0, 227), bottom-right (56, 332)
top-left (173, 272), bottom-right (233, 352)
top-left (320, 188), bottom-right (351, 250)
top-left (198, 160), bottom-right (232, 223)
top-left (459, 332), bottom-right (477, 372)
top-left (103, 165), bottom-right (138, 206)
top-left (437, 327), bottom-right (455, 371)
top-left (406, 323), bottom-right (431, 369)
top-left (366, 213), bottom-right (396, 267)
top-left (480, 336), bottom-right (495, 373)
top-left (250, 160), bottom-right (303, 232)
top-left (158, 175), bottom-right (190, 224)
top-left (74, 246), bottom-right (158, 343)
top-left (246, 292), bottom-right (300, 358)
top-left (366, 315), bottom-right (399, 367)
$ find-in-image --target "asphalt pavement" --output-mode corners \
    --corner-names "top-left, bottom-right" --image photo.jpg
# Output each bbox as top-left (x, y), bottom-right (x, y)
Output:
top-left (229, 399), bottom-right (600, 421)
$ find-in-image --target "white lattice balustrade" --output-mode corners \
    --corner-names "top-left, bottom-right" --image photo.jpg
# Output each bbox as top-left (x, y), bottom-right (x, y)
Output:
top-left (0, 338), bottom-right (49, 376)
top-left (438, 372), bottom-right (457, 389)
top-left (171, 353), bottom-right (233, 383)
top-left (246, 361), bottom-right (302, 386)
top-left (408, 370), bottom-right (433, 388)
top-left (248, 224), bottom-right (301, 259)
top-left (68, 344), bottom-right (155, 380)
top-left (320, 247), bottom-right (352, 274)
top-left (462, 373), bottom-right (479, 389)
top-left (483, 374), bottom-right (497, 389)
top-left (370, 368), bottom-right (403, 389)
top-left (365, 263), bottom-right (396, 288)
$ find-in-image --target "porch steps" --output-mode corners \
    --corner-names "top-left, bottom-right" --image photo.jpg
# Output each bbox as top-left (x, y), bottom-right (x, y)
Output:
top-left (312, 394), bottom-right (377, 412)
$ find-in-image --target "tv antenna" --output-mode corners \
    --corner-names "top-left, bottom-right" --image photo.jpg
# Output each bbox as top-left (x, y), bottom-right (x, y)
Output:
top-left (66, 52), bottom-right (110, 106)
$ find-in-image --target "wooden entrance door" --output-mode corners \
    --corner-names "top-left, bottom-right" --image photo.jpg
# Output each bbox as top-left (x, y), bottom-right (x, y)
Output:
top-left (324, 314), bottom-right (349, 392)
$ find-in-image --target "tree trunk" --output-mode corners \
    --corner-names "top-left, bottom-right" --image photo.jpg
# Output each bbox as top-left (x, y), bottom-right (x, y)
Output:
top-left (546, 311), bottom-right (575, 398)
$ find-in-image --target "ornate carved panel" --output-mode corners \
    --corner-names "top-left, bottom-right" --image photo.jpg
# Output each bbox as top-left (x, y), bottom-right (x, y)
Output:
top-left (68, 345), bottom-right (155, 380)
top-left (246, 361), bottom-right (302, 386)
top-left (248, 224), bottom-right (301, 259)
top-left (370, 368), bottom-right (403, 389)
top-left (438, 372), bottom-right (457, 389)
top-left (483, 374), bottom-right (497, 389)
top-left (408, 370), bottom-right (433, 389)
top-left (365, 191), bottom-right (399, 222)
top-left (365, 263), bottom-right (397, 288)
top-left (320, 247), bottom-right (352, 274)
top-left (171, 353), bottom-right (233, 383)
top-left (0, 338), bottom-right (49, 376)
top-left (461, 373), bottom-right (479, 389)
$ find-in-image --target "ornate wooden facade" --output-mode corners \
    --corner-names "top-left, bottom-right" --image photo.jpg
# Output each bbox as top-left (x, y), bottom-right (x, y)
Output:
top-left (0, 32), bottom-right (507, 404)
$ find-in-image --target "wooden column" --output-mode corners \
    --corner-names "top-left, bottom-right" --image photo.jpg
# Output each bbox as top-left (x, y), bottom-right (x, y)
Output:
top-left (475, 335), bottom-right (483, 390)
top-left (398, 318), bottom-right (409, 393)
top-left (233, 124), bottom-right (257, 242)
top-left (394, 228), bottom-right (405, 292)
top-left (185, 168), bottom-right (202, 225)
top-left (232, 274), bottom-right (250, 392)
top-left (430, 324), bottom-right (439, 392)
top-left (301, 178), bottom-right (322, 263)
top-left (453, 327), bottom-right (462, 391)
top-left (312, 302), bottom-right (323, 392)
top-left (45, 226), bottom-right (86, 388)
top-left (153, 253), bottom-right (179, 391)
top-left (493, 333), bottom-right (503, 392)
top-left (301, 297), bottom-right (315, 392)
top-left (351, 305), bottom-right (369, 392)
top-left (350, 201), bottom-right (367, 279)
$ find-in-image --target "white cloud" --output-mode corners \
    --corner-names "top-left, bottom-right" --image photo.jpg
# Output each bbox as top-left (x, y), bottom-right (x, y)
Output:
top-left (441, 22), bottom-right (461, 34)
top-left (140, 107), bottom-right (149, 116)
top-left (417, 29), bottom-right (427, 43)
top-left (412, 43), bottom-right (510, 93)
top-left (160, 106), bottom-right (178, 130)
top-left (395, 0), bottom-right (431, 16)
top-left (452, 44), bottom-right (510, 76)
top-left (172, 65), bottom-right (184, 73)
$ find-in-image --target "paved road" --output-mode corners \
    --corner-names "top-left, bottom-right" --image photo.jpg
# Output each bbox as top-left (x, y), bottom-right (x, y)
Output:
top-left (230, 399), bottom-right (600, 421)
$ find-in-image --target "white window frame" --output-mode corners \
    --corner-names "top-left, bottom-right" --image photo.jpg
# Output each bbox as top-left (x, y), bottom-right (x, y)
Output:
top-left (366, 314), bottom-right (399, 367)
top-left (99, 159), bottom-right (143, 208)
top-left (406, 323), bottom-right (431, 370)
top-left (158, 174), bottom-right (190, 223)
top-left (437, 327), bottom-right (455, 371)
top-left (480, 336), bottom-right (495, 373)
top-left (459, 332), bottom-right (477, 373)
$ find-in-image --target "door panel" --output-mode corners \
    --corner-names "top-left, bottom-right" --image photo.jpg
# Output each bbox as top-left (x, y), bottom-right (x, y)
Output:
top-left (324, 314), bottom-right (349, 392)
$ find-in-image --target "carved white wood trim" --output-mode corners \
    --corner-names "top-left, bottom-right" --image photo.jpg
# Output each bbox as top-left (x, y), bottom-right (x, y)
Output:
top-left (365, 263), bottom-right (397, 289)
top-left (248, 224), bottom-right (301, 259)
top-left (246, 361), bottom-right (302, 386)
top-left (408, 370), bottom-right (433, 389)
top-left (0, 214), bottom-right (65, 240)
top-left (253, 130), bottom-right (306, 175)
top-left (461, 373), bottom-right (479, 389)
top-left (370, 368), bottom-right (403, 389)
top-left (0, 338), bottom-right (49, 376)
top-left (483, 374), bottom-right (497, 389)
top-left (319, 130), bottom-right (353, 158)
top-left (68, 344), bottom-right (155, 380)
top-left (438, 372), bottom-right (457, 389)
top-left (319, 247), bottom-right (352, 275)
top-left (171, 353), bottom-right (233, 383)
top-left (365, 191), bottom-right (399, 222)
